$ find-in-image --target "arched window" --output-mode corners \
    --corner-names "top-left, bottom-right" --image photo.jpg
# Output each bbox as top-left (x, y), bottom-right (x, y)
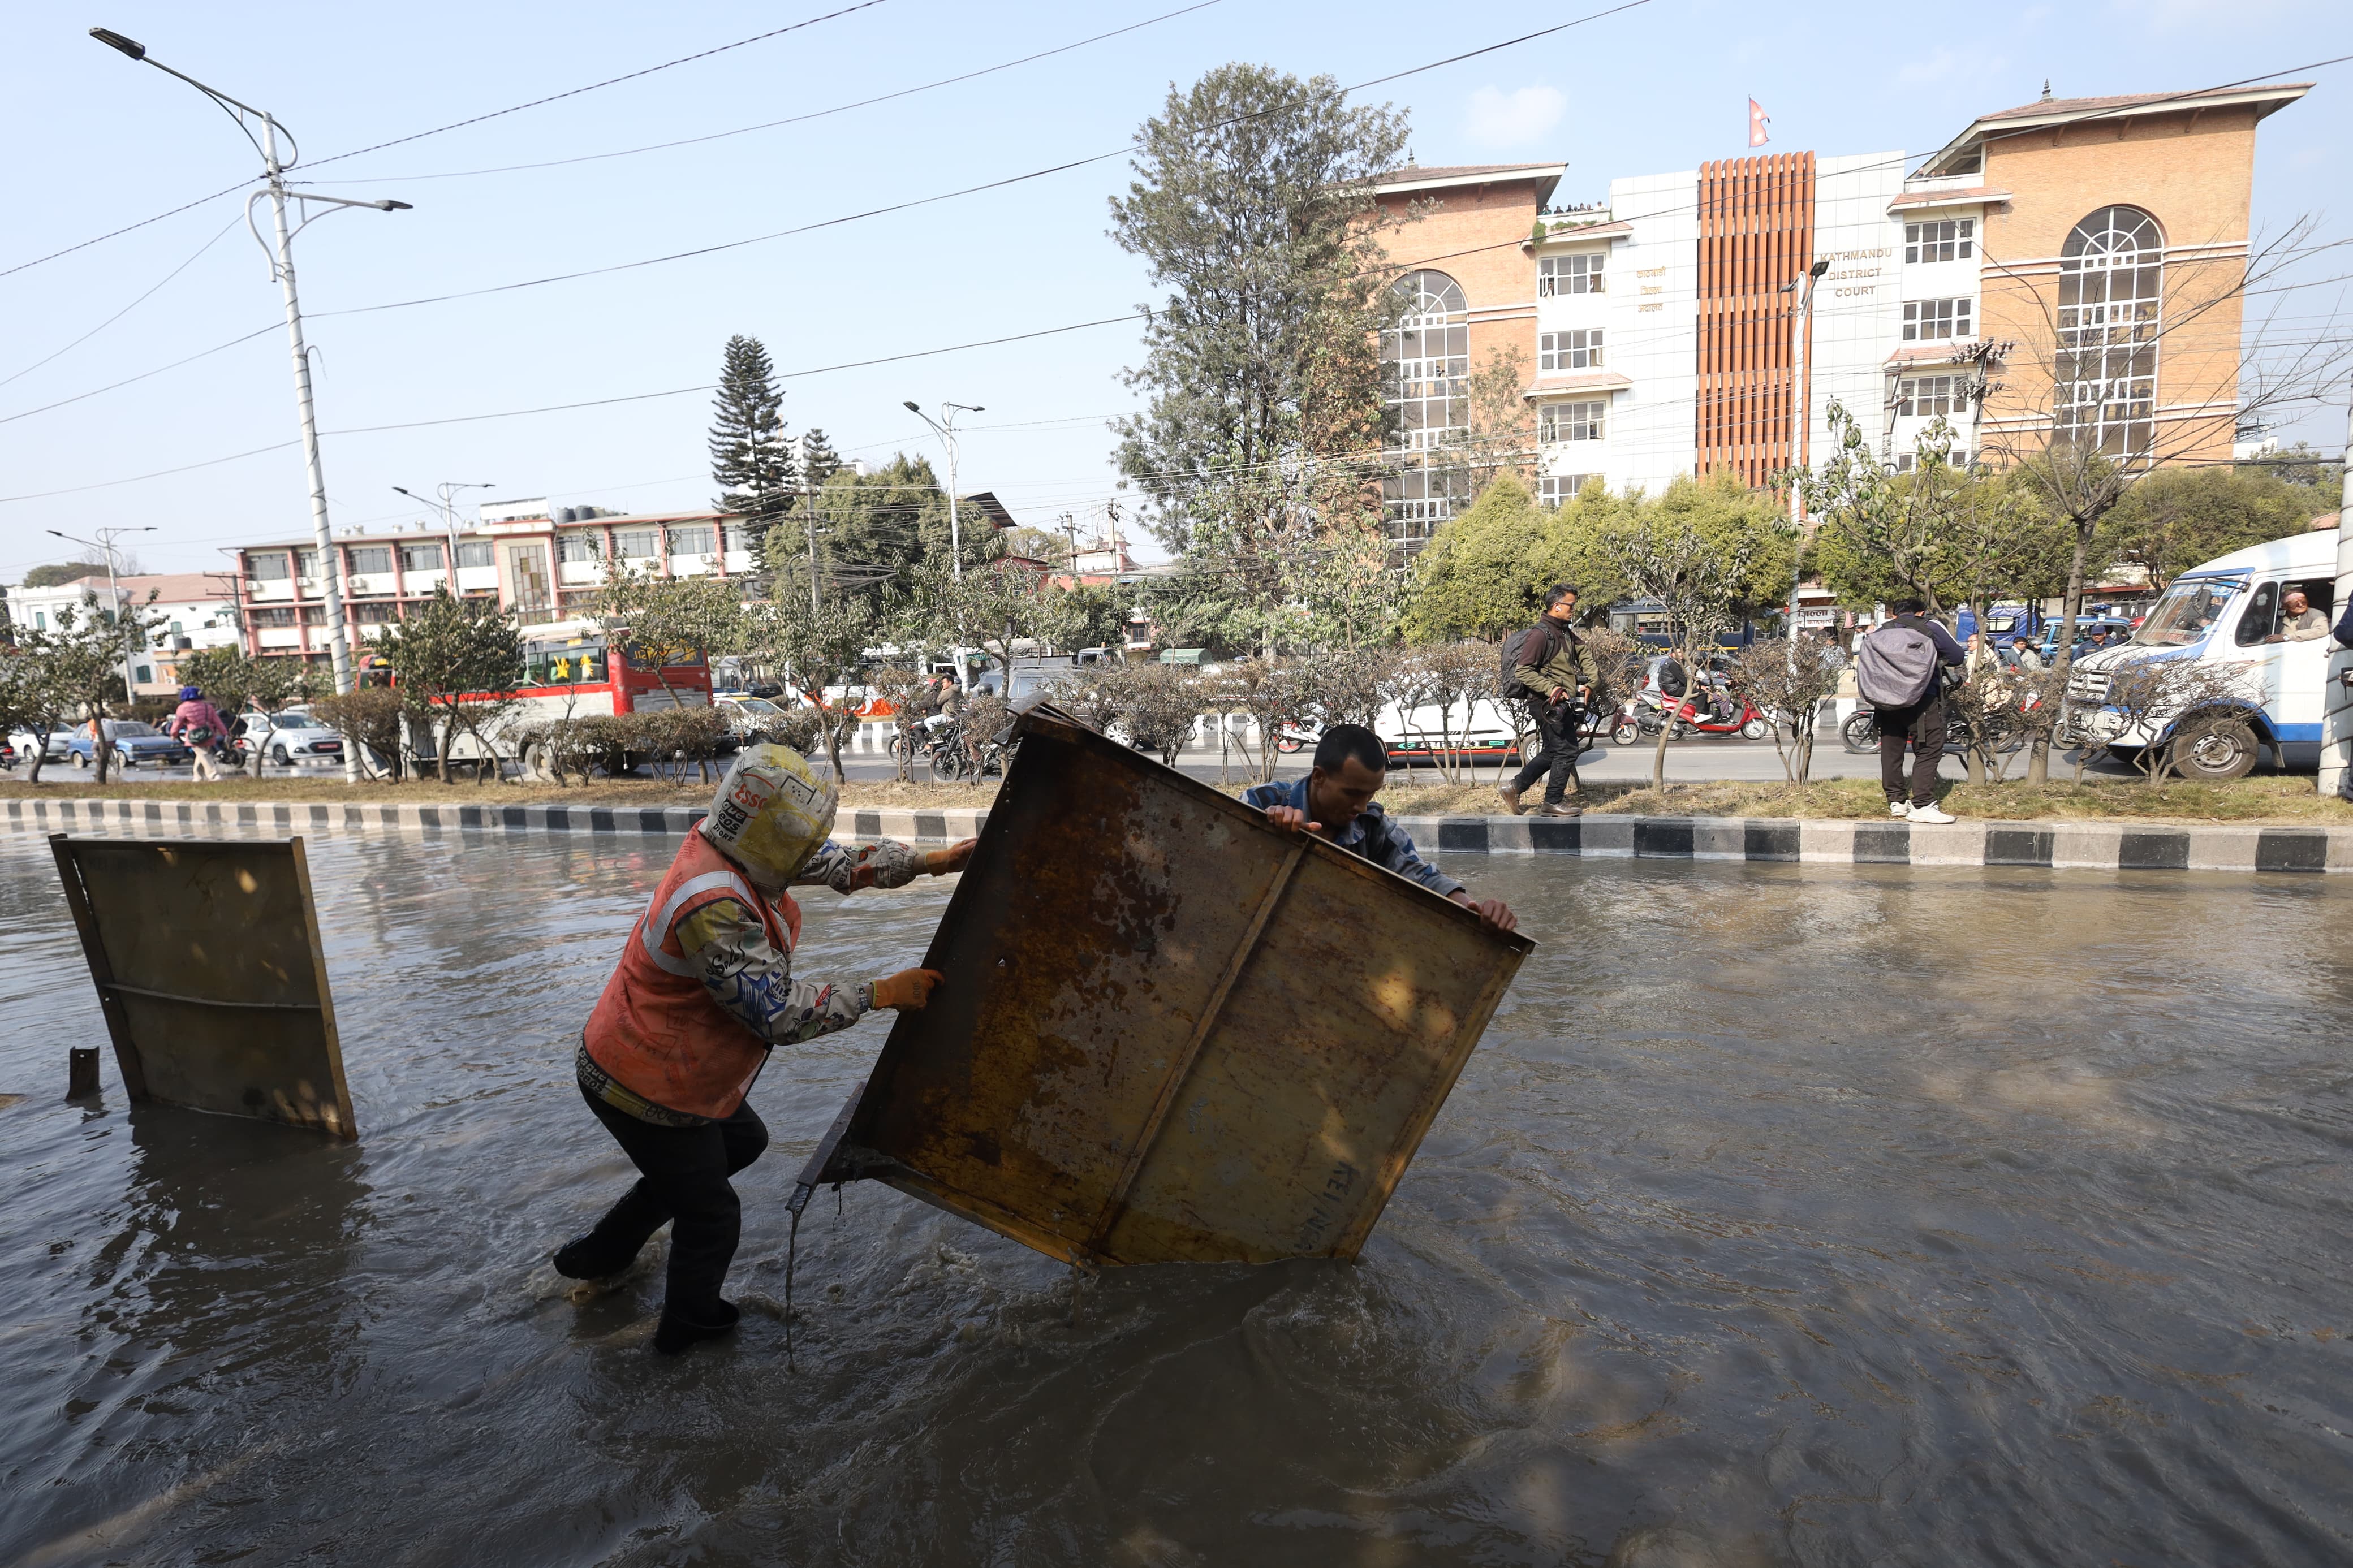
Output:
top-left (2055, 205), bottom-right (2164, 459)
top-left (1383, 270), bottom-right (1471, 548)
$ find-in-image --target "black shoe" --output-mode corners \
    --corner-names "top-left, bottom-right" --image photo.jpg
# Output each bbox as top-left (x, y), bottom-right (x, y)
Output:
top-left (553, 1229), bottom-right (643, 1281)
top-left (654, 1299), bottom-right (740, 1356)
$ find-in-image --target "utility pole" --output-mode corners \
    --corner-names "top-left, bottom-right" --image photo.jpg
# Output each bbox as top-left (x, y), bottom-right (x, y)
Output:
top-left (1780, 259), bottom-right (1829, 673)
top-left (394, 483), bottom-right (494, 597)
top-left (48, 525), bottom-right (155, 702)
top-left (92, 28), bottom-right (411, 784)
top-left (2323, 379), bottom-right (2353, 797)
top-left (904, 400), bottom-right (984, 579)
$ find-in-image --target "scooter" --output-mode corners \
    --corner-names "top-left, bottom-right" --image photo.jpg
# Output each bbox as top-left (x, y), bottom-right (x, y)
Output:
top-left (1611, 688), bottom-right (1772, 744)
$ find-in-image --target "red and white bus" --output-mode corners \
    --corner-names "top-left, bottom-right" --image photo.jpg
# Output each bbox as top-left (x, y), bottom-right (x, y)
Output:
top-left (429, 619), bottom-right (715, 767)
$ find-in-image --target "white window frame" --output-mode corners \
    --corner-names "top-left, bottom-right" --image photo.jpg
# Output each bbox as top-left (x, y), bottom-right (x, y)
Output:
top-left (1537, 473), bottom-right (1597, 505)
top-left (1903, 217), bottom-right (1976, 265)
top-left (1538, 252), bottom-right (1606, 297)
top-left (1894, 375), bottom-right (1958, 419)
top-left (1902, 297), bottom-right (1973, 342)
top-left (1538, 329), bottom-right (1605, 372)
top-left (1539, 400), bottom-right (1606, 444)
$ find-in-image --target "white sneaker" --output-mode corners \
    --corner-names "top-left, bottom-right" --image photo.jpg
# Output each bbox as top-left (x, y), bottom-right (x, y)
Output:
top-left (1907, 804), bottom-right (1956, 824)
top-left (1888, 800), bottom-right (1909, 818)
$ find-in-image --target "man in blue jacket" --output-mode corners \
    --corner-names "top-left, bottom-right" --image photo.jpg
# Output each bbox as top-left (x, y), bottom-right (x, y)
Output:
top-left (1243, 725), bottom-right (1517, 934)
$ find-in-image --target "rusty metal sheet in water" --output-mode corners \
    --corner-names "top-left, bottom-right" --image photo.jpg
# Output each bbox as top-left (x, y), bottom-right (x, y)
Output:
top-left (800, 706), bottom-right (1532, 1265)
top-left (50, 835), bottom-right (356, 1139)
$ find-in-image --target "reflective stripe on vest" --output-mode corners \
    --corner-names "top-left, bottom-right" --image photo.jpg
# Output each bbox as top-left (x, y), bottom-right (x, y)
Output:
top-left (639, 869), bottom-right (756, 977)
top-left (581, 831), bottom-right (803, 1121)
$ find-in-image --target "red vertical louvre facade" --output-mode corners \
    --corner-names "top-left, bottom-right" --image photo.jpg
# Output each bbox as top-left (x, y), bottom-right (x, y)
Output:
top-left (1695, 152), bottom-right (1816, 487)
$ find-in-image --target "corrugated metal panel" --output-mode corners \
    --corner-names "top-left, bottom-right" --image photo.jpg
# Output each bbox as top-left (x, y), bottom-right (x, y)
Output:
top-left (797, 707), bottom-right (1532, 1265)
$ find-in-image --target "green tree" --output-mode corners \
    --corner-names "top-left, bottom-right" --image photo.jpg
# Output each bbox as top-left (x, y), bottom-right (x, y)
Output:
top-left (178, 646), bottom-right (315, 774)
top-left (2098, 464), bottom-right (2330, 593)
top-left (709, 334), bottom-right (797, 550)
top-left (1402, 474), bottom-right (1548, 642)
top-left (0, 637), bottom-right (70, 782)
top-left (589, 566), bottom-right (747, 762)
top-left (743, 593), bottom-right (877, 781)
top-left (1110, 63), bottom-right (1410, 644)
top-left (378, 589), bottom-right (525, 784)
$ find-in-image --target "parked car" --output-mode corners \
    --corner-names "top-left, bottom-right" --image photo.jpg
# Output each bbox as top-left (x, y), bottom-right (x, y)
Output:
top-left (234, 710), bottom-right (346, 766)
top-left (7, 727), bottom-right (70, 764)
top-left (65, 720), bottom-right (193, 769)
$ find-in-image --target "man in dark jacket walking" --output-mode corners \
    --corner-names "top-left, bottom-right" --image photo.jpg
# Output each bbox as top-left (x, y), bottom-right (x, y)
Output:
top-left (1499, 584), bottom-right (1601, 818)
top-left (1865, 599), bottom-right (1967, 823)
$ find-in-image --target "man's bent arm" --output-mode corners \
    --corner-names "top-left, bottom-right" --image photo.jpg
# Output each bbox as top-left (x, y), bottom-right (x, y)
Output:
top-left (678, 899), bottom-right (872, 1046)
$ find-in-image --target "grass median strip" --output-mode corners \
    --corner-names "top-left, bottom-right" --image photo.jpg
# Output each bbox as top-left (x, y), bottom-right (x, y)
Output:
top-left (5, 772), bottom-right (2349, 825)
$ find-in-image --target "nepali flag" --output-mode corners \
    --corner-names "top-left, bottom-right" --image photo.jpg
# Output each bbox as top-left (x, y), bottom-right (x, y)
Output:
top-left (1748, 98), bottom-right (1770, 148)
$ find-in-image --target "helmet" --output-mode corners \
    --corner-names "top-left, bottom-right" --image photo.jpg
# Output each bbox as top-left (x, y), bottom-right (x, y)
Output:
top-left (179, 686), bottom-right (201, 702)
top-left (700, 743), bottom-right (838, 890)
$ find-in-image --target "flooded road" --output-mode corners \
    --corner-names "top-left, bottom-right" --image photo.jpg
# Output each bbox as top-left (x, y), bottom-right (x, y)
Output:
top-left (1, 828), bottom-right (2346, 1566)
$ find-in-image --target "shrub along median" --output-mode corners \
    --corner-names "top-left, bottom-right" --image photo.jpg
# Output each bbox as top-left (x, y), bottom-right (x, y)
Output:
top-left (4, 772), bottom-right (2351, 826)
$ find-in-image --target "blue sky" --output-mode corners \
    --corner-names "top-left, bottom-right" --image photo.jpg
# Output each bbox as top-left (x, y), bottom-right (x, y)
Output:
top-left (2, 0), bottom-right (2345, 580)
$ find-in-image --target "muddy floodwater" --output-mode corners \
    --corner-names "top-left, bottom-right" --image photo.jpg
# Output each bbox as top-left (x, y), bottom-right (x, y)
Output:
top-left (1, 828), bottom-right (2347, 1567)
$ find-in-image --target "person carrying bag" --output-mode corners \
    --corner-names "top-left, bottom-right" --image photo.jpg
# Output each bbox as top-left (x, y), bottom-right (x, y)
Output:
top-left (1856, 599), bottom-right (1966, 823)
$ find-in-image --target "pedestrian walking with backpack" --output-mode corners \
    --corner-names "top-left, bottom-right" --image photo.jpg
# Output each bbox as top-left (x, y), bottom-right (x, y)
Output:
top-left (1497, 584), bottom-right (1601, 818)
top-left (1856, 599), bottom-right (1967, 823)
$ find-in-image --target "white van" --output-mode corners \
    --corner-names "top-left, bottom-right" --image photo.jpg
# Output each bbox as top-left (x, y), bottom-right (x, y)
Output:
top-left (2063, 526), bottom-right (2337, 778)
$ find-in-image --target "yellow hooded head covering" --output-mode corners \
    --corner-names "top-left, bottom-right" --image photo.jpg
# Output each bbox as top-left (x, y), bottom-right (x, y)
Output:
top-left (700, 742), bottom-right (838, 889)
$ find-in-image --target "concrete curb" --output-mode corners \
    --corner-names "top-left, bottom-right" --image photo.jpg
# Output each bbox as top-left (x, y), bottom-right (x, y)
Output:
top-left (5, 796), bottom-right (2345, 872)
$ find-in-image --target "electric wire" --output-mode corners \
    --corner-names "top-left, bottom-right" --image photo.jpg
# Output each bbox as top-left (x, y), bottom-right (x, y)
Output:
top-left (0, 214), bottom-right (244, 390)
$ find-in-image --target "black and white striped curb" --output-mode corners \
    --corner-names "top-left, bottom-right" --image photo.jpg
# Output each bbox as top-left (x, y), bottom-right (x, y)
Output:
top-left (6, 796), bottom-right (2348, 872)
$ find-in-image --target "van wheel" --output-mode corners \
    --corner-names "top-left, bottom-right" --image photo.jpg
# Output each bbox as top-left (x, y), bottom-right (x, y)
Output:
top-left (2173, 716), bottom-right (2257, 781)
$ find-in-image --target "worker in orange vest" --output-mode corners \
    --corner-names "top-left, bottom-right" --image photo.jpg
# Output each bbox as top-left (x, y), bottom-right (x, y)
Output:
top-left (558, 742), bottom-right (974, 1354)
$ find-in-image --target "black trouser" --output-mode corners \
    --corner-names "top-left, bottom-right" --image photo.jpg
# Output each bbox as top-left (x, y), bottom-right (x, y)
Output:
top-left (580, 1086), bottom-right (769, 1318)
top-left (1510, 699), bottom-right (1581, 804)
top-left (1877, 694), bottom-right (1947, 807)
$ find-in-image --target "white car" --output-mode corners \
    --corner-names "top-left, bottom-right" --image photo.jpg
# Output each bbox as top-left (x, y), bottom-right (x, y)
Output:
top-left (7, 727), bottom-right (71, 763)
top-left (235, 710), bottom-right (348, 766)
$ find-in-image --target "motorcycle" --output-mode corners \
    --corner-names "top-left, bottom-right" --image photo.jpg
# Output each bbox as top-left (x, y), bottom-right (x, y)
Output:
top-left (1841, 683), bottom-right (2044, 755)
top-left (1272, 720), bottom-right (1321, 755)
top-left (1611, 687), bottom-right (1772, 745)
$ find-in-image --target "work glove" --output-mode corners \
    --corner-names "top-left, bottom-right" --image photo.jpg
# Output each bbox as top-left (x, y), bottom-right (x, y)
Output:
top-left (924, 837), bottom-right (978, 876)
top-left (870, 968), bottom-right (945, 1011)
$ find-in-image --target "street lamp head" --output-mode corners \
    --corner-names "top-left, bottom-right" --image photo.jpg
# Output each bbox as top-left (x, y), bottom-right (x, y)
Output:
top-left (375, 199), bottom-right (413, 212)
top-left (903, 400), bottom-right (923, 414)
top-left (393, 486), bottom-right (419, 499)
top-left (1809, 258), bottom-right (1830, 278)
top-left (89, 27), bottom-right (146, 60)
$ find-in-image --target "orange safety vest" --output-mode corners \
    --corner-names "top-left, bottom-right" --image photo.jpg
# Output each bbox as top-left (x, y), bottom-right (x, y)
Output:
top-left (583, 830), bottom-right (804, 1120)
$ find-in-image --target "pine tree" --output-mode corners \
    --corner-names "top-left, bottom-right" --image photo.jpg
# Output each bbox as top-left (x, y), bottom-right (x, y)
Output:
top-left (709, 335), bottom-right (797, 544)
top-left (796, 427), bottom-right (843, 489)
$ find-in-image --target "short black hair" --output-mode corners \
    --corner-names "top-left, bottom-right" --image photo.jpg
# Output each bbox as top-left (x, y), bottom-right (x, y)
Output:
top-left (1544, 583), bottom-right (1580, 609)
top-left (1313, 723), bottom-right (1387, 775)
top-left (1888, 597), bottom-right (1927, 616)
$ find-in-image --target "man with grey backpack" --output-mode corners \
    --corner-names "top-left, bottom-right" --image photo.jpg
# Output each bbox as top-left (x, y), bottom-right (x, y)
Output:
top-left (1856, 599), bottom-right (1966, 823)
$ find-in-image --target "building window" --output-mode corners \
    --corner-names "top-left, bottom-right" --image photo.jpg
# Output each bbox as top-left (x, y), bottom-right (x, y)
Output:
top-left (1537, 474), bottom-right (1596, 505)
top-left (1538, 252), bottom-right (1606, 296)
top-left (32, 611), bottom-right (48, 630)
top-left (247, 552), bottom-right (290, 582)
top-left (1895, 375), bottom-right (1957, 418)
top-left (2056, 204), bottom-right (2163, 460)
top-left (301, 606), bottom-right (325, 626)
top-left (557, 532), bottom-right (602, 564)
top-left (255, 607), bottom-right (297, 628)
top-left (721, 523), bottom-right (751, 553)
top-left (1385, 270), bottom-right (1468, 453)
top-left (296, 548), bottom-right (320, 579)
top-left (1903, 218), bottom-right (1975, 264)
top-left (456, 540), bottom-right (494, 568)
top-left (1381, 464), bottom-right (1471, 553)
top-left (353, 602), bottom-right (399, 624)
top-left (668, 525), bottom-right (716, 557)
top-left (399, 542), bottom-right (444, 572)
top-left (1902, 298), bottom-right (1972, 342)
top-left (135, 666), bottom-right (153, 684)
top-left (1539, 329), bottom-right (1605, 371)
top-left (347, 546), bottom-right (391, 576)
top-left (1539, 400), bottom-right (1606, 444)
top-left (611, 528), bottom-right (657, 560)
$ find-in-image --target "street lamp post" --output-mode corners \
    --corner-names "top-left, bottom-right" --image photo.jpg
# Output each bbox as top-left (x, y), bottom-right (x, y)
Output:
top-left (394, 482), bottom-right (495, 597)
top-left (1779, 259), bottom-right (1830, 676)
top-left (48, 525), bottom-right (156, 702)
top-left (92, 27), bottom-right (412, 785)
top-left (903, 400), bottom-right (984, 580)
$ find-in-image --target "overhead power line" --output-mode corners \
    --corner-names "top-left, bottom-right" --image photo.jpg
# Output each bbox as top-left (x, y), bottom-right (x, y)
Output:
top-left (0, 0), bottom-right (892, 282)
top-left (313, 0), bottom-right (1227, 187)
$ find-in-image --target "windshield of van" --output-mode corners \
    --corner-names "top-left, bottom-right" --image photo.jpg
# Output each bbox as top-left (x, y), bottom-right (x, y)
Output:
top-left (2133, 579), bottom-right (2238, 647)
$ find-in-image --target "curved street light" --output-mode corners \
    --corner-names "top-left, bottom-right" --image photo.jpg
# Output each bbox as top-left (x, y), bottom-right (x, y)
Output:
top-left (903, 400), bottom-right (984, 580)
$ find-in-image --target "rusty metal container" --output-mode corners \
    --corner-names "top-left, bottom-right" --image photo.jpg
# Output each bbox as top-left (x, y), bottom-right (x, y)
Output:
top-left (798, 706), bottom-right (1532, 1265)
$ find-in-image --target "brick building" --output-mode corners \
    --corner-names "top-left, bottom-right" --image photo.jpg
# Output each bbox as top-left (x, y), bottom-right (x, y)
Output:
top-left (1369, 81), bottom-right (2311, 558)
